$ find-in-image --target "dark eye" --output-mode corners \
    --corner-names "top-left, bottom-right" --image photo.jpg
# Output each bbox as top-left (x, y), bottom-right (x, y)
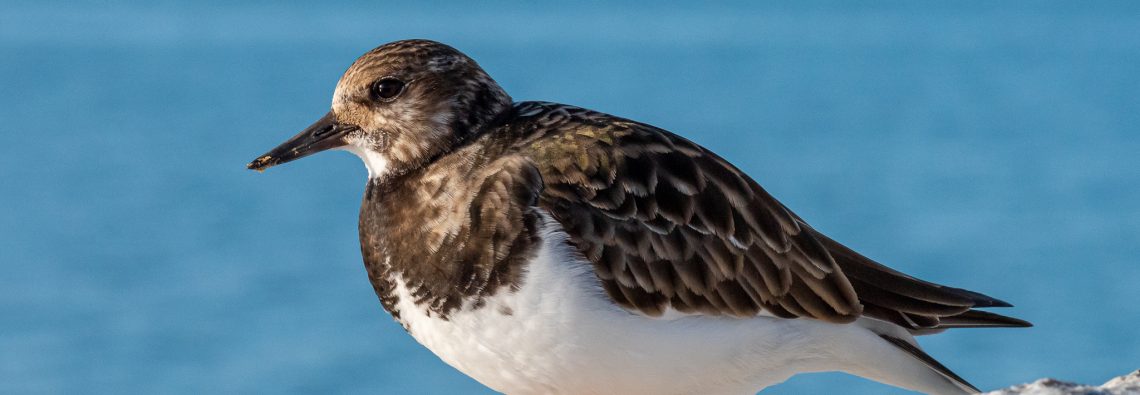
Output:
top-left (370, 78), bottom-right (406, 101)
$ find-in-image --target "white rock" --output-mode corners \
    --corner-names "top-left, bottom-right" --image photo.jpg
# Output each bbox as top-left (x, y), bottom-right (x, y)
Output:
top-left (985, 370), bottom-right (1140, 395)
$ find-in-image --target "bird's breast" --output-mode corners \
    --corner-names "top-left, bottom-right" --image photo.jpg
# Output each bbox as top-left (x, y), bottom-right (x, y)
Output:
top-left (377, 212), bottom-right (831, 395)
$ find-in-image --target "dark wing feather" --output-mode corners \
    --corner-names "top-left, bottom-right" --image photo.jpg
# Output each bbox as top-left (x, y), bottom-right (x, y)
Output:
top-left (511, 102), bottom-right (1028, 330)
top-left (814, 230), bottom-right (1031, 332)
top-left (515, 103), bottom-right (859, 322)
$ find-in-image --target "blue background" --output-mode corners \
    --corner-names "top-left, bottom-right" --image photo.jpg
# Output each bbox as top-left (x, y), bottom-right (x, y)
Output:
top-left (2, 1), bottom-right (1138, 393)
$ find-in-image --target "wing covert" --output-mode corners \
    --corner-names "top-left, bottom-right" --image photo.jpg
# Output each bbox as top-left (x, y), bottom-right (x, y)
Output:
top-left (514, 102), bottom-right (862, 322)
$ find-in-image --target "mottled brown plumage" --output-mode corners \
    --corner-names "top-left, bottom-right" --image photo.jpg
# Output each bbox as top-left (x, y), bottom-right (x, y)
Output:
top-left (359, 143), bottom-right (543, 322)
top-left (500, 101), bottom-right (1025, 331)
top-left (249, 39), bottom-right (1030, 393)
top-left (253, 39), bottom-right (1027, 331)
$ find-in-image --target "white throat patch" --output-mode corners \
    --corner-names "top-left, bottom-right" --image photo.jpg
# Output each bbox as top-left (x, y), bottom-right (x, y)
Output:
top-left (343, 143), bottom-right (389, 179)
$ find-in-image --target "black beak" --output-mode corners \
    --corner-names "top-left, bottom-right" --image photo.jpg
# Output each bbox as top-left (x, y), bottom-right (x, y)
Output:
top-left (247, 111), bottom-right (358, 172)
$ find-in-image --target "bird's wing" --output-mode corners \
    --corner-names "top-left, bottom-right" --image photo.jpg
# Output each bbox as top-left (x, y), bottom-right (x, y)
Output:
top-left (509, 102), bottom-right (1028, 330)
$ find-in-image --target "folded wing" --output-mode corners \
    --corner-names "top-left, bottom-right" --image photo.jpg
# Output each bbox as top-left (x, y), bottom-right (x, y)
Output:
top-left (512, 102), bottom-right (1029, 331)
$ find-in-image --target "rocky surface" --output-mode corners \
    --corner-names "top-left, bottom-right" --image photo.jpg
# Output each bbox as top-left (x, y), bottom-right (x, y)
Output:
top-left (985, 370), bottom-right (1140, 395)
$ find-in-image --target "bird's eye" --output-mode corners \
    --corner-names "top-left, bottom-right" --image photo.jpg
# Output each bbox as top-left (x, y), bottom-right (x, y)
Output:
top-left (370, 78), bottom-right (406, 102)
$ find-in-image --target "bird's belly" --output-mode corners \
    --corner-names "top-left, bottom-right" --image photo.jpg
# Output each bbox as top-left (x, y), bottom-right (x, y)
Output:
top-left (387, 232), bottom-right (628, 394)
top-left (387, 218), bottom-right (833, 395)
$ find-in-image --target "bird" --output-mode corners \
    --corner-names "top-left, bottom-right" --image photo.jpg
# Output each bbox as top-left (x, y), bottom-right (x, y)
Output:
top-left (247, 39), bottom-right (1030, 395)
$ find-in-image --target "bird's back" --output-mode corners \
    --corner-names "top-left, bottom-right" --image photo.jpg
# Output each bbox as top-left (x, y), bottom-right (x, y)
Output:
top-left (354, 100), bottom-right (1028, 394)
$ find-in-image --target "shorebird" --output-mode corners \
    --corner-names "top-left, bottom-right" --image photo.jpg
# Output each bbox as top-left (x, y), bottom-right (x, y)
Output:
top-left (248, 39), bottom-right (1030, 395)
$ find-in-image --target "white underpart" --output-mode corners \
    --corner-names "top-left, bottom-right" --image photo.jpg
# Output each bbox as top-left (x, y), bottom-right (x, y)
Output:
top-left (342, 141), bottom-right (389, 179)
top-left (390, 211), bottom-right (973, 395)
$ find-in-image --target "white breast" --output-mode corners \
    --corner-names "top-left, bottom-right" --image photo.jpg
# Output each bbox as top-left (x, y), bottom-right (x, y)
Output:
top-left (387, 212), bottom-right (897, 395)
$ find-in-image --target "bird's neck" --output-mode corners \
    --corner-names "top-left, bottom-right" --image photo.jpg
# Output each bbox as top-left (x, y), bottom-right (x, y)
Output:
top-left (355, 141), bottom-right (499, 321)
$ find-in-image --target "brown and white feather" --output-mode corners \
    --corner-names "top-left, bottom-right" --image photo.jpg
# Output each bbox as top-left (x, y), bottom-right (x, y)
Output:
top-left (256, 39), bottom-right (1031, 395)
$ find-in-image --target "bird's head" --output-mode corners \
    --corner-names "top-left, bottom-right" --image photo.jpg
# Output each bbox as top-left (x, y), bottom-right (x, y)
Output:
top-left (247, 39), bottom-right (512, 180)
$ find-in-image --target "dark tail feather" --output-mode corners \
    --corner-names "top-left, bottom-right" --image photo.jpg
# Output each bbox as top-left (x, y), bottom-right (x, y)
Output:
top-left (937, 309), bottom-right (1033, 329)
top-left (810, 229), bottom-right (1032, 331)
top-left (879, 334), bottom-right (980, 394)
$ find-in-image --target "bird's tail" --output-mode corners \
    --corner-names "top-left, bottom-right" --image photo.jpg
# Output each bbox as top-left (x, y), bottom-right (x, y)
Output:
top-left (832, 321), bottom-right (980, 395)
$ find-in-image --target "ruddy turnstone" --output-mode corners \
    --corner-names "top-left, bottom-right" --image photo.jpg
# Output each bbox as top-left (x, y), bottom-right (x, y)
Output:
top-left (248, 39), bottom-right (1030, 395)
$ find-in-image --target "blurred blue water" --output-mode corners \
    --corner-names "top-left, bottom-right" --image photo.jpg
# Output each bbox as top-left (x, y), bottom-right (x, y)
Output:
top-left (2, 1), bottom-right (1138, 394)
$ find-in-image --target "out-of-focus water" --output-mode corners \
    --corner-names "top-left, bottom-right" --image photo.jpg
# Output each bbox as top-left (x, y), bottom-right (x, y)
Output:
top-left (2, 1), bottom-right (1137, 394)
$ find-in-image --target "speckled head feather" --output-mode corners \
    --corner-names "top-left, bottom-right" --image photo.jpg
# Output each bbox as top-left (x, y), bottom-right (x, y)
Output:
top-left (331, 39), bottom-right (512, 180)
